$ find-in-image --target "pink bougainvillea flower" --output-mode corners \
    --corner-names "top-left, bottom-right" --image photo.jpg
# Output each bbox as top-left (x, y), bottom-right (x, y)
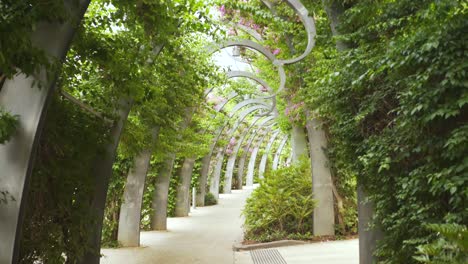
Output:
top-left (218, 5), bottom-right (226, 16)
top-left (229, 137), bottom-right (236, 145)
top-left (272, 48), bottom-right (281, 55)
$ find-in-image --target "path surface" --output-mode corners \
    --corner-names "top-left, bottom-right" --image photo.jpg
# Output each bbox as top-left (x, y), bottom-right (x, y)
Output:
top-left (101, 187), bottom-right (359, 264)
top-left (101, 187), bottom-right (252, 264)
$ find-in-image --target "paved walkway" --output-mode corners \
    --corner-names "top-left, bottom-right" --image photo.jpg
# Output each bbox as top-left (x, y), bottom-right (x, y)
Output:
top-left (101, 187), bottom-right (252, 264)
top-left (101, 187), bottom-right (359, 264)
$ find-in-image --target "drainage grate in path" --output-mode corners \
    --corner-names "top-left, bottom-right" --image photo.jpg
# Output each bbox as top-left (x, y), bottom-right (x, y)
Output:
top-left (250, 249), bottom-right (287, 264)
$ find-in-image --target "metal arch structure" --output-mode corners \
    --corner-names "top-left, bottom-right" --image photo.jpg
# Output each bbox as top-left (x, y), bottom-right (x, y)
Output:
top-left (231, 23), bottom-right (264, 42)
top-left (213, 92), bottom-right (238, 112)
top-left (226, 71), bottom-right (273, 93)
top-left (258, 130), bottom-right (281, 178)
top-left (205, 70), bottom-right (274, 97)
top-left (245, 127), bottom-right (277, 186)
top-left (241, 124), bottom-right (274, 187)
top-left (235, 127), bottom-right (274, 188)
top-left (222, 115), bottom-right (264, 193)
top-left (0, 1), bottom-right (91, 262)
top-left (260, 0), bottom-right (316, 65)
top-left (209, 39), bottom-right (287, 96)
top-left (272, 135), bottom-right (289, 170)
top-left (208, 104), bottom-right (271, 200)
top-left (197, 97), bottom-right (273, 203)
top-left (223, 116), bottom-right (275, 193)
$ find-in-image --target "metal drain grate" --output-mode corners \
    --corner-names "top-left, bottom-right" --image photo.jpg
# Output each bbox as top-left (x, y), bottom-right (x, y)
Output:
top-left (250, 249), bottom-right (287, 264)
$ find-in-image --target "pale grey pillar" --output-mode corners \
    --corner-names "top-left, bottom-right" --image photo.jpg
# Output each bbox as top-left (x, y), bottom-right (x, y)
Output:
top-left (291, 125), bottom-right (308, 162)
top-left (224, 116), bottom-right (263, 193)
top-left (224, 116), bottom-right (273, 193)
top-left (306, 118), bottom-right (335, 236)
top-left (150, 153), bottom-right (176, 231)
top-left (273, 135), bottom-right (288, 170)
top-left (358, 186), bottom-right (383, 264)
top-left (246, 147), bottom-right (259, 186)
top-left (237, 126), bottom-right (273, 186)
top-left (0, 2), bottom-right (90, 262)
top-left (174, 157), bottom-right (196, 217)
top-left (259, 130), bottom-right (280, 178)
top-left (118, 127), bottom-right (159, 247)
top-left (286, 151), bottom-right (293, 167)
top-left (209, 150), bottom-right (224, 200)
top-left (196, 154), bottom-right (211, 206)
top-left (117, 149), bottom-right (152, 247)
top-left (243, 126), bottom-right (272, 185)
top-left (238, 133), bottom-right (257, 187)
top-left (150, 108), bottom-right (193, 231)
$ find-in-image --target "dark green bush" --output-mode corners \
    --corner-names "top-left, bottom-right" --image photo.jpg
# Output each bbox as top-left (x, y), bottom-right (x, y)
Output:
top-left (242, 158), bottom-right (316, 242)
top-left (414, 223), bottom-right (468, 264)
top-left (19, 96), bottom-right (108, 263)
top-left (204, 192), bottom-right (218, 206)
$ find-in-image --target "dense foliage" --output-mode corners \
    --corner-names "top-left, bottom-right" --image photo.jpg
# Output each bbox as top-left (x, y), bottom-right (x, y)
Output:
top-left (243, 158), bottom-right (316, 242)
top-left (2, 0), bottom-right (466, 262)
top-left (302, 0), bottom-right (467, 261)
top-left (19, 96), bottom-right (108, 263)
top-left (414, 223), bottom-right (468, 264)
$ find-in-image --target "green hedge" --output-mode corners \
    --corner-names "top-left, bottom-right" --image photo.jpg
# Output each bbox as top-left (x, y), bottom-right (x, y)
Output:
top-left (243, 158), bottom-right (316, 242)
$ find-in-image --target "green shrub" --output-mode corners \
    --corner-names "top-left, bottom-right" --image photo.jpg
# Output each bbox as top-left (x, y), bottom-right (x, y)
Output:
top-left (0, 109), bottom-right (19, 144)
top-left (414, 223), bottom-right (468, 264)
top-left (204, 192), bottom-right (217, 206)
top-left (242, 158), bottom-right (316, 242)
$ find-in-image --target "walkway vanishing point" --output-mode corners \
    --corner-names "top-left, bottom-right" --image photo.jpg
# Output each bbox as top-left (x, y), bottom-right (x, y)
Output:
top-left (100, 187), bottom-right (358, 264)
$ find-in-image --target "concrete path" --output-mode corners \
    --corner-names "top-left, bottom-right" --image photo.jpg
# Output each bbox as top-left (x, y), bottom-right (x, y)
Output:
top-left (101, 187), bottom-right (253, 264)
top-left (277, 239), bottom-right (358, 264)
top-left (101, 187), bottom-right (359, 264)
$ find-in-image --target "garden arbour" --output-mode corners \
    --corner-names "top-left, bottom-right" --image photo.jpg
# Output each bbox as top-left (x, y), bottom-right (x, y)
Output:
top-left (0, 0), bottom-right (414, 263)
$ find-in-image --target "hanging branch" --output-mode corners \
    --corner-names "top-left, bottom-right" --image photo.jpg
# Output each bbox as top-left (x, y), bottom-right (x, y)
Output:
top-left (59, 90), bottom-right (113, 125)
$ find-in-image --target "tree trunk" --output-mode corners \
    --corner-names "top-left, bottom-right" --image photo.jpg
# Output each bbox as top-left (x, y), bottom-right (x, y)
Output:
top-left (0, 1), bottom-right (90, 262)
top-left (118, 127), bottom-right (159, 247)
top-left (174, 157), bottom-right (196, 217)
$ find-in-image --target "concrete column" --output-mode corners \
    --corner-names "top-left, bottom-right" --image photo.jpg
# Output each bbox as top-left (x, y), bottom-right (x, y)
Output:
top-left (174, 157), bottom-right (196, 217)
top-left (81, 97), bottom-right (133, 264)
top-left (273, 135), bottom-right (288, 170)
top-left (358, 186), bottom-right (383, 264)
top-left (245, 128), bottom-right (272, 183)
top-left (209, 150), bottom-right (224, 200)
top-left (259, 130), bottom-right (280, 178)
top-left (118, 128), bottom-right (159, 247)
top-left (246, 147), bottom-right (259, 186)
top-left (291, 125), bottom-right (308, 163)
top-left (196, 154), bottom-right (211, 206)
top-left (237, 135), bottom-right (255, 186)
top-left (117, 152), bottom-right (150, 247)
top-left (150, 153), bottom-right (176, 230)
top-left (0, 2), bottom-right (90, 262)
top-left (224, 116), bottom-right (269, 193)
top-left (286, 151), bottom-right (293, 167)
top-left (306, 118), bottom-right (335, 236)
